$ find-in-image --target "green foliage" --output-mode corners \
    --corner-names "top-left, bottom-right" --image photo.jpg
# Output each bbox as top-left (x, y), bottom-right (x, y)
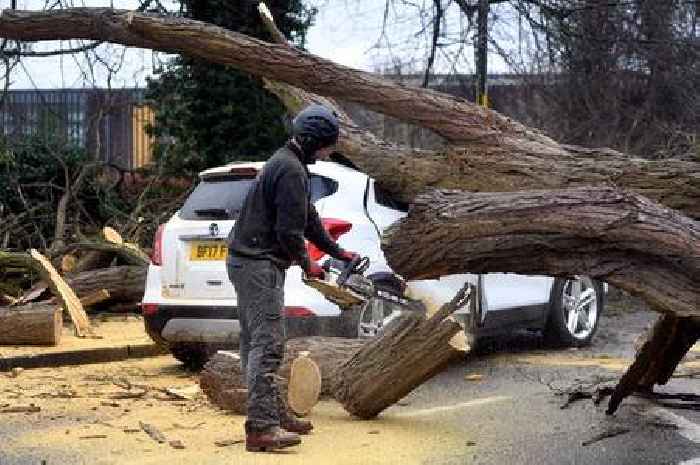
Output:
top-left (146, 0), bottom-right (316, 176)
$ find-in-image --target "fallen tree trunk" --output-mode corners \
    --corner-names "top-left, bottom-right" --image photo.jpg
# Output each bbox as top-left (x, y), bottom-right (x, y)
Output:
top-left (0, 9), bottom-right (698, 217)
top-left (200, 336), bottom-right (365, 414)
top-left (0, 304), bottom-right (62, 345)
top-left (607, 314), bottom-right (700, 414)
top-left (383, 187), bottom-right (699, 318)
top-left (51, 241), bottom-right (150, 267)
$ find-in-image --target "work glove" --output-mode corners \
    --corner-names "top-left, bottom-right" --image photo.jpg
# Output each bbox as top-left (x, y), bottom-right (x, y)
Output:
top-left (306, 262), bottom-right (326, 280)
top-left (338, 250), bottom-right (360, 263)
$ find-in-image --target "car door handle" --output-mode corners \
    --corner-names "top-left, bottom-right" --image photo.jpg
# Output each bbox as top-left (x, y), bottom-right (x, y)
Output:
top-left (206, 280), bottom-right (223, 286)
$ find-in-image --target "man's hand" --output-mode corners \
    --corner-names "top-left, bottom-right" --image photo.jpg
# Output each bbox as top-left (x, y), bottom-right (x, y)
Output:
top-left (306, 262), bottom-right (326, 280)
top-left (338, 250), bottom-right (360, 262)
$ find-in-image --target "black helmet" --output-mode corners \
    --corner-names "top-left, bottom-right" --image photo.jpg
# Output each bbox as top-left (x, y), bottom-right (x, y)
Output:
top-left (292, 104), bottom-right (340, 162)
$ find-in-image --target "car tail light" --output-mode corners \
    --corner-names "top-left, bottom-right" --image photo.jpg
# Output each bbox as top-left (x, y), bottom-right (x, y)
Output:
top-left (284, 306), bottom-right (315, 318)
top-left (141, 303), bottom-right (159, 316)
top-left (151, 224), bottom-right (165, 265)
top-left (307, 218), bottom-right (353, 261)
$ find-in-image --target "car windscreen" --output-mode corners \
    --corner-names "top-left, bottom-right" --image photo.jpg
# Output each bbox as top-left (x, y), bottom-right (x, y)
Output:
top-left (178, 176), bottom-right (255, 221)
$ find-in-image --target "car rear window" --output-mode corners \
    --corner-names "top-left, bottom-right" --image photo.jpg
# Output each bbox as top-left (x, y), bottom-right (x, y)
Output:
top-left (178, 176), bottom-right (255, 221)
top-left (310, 174), bottom-right (338, 203)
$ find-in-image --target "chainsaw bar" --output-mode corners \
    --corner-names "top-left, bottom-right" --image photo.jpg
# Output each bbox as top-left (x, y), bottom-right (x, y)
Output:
top-left (302, 277), bottom-right (365, 308)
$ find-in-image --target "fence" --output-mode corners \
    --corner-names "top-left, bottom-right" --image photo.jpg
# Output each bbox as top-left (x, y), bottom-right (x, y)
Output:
top-left (0, 88), bottom-right (154, 170)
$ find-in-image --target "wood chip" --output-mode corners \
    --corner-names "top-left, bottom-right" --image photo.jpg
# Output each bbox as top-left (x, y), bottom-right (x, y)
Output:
top-left (464, 374), bottom-right (483, 381)
top-left (140, 421), bottom-right (167, 443)
top-left (169, 440), bottom-right (186, 450)
top-left (100, 402), bottom-right (121, 407)
top-left (214, 438), bottom-right (244, 447)
top-left (165, 385), bottom-right (200, 400)
top-left (10, 367), bottom-right (24, 378)
top-left (172, 422), bottom-right (205, 430)
top-left (79, 435), bottom-right (107, 440)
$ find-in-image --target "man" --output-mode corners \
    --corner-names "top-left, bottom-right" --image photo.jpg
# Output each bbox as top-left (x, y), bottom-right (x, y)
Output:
top-left (226, 104), bottom-right (359, 452)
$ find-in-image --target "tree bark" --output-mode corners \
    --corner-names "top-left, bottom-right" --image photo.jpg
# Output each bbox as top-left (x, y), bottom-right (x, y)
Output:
top-left (332, 284), bottom-right (470, 419)
top-left (0, 9), bottom-right (698, 217)
top-left (65, 265), bottom-right (146, 304)
top-left (199, 336), bottom-right (365, 414)
top-left (0, 304), bottom-right (62, 345)
top-left (383, 187), bottom-right (699, 318)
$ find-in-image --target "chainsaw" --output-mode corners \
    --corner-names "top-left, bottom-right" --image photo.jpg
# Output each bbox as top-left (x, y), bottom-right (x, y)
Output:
top-left (303, 255), bottom-right (426, 338)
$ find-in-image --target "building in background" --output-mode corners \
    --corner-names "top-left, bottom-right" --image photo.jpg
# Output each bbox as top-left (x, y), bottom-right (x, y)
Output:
top-left (0, 88), bottom-right (154, 170)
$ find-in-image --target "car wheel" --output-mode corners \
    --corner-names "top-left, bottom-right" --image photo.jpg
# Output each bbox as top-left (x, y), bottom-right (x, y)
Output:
top-left (170, 343), bottom-right (228, 370)
top-left (544, 276), bottom-right (604, 347)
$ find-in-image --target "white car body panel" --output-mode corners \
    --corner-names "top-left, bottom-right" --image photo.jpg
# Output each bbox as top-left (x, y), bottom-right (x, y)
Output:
top-left (142, 161), bottom-right (555, 329)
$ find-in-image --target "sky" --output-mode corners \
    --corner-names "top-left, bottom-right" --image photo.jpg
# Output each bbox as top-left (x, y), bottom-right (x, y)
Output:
top-left (4, 0), bottom-right (515, 89)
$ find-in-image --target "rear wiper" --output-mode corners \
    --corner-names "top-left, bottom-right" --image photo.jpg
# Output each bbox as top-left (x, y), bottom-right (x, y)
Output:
top-left (194, 208), bottom-right (229, 218)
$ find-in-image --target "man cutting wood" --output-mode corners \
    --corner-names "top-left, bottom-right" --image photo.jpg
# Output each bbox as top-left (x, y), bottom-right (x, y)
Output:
top-left (226, 104), bottom-right (359, 452)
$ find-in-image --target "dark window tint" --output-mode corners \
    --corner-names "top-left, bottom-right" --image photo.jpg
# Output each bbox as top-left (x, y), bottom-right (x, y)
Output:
top-left (309, 174), bottom-right (338, 203)
top-left (179, 177), bottom-right (254, 220)
top-left (374, 183), bottom-right (409, 212)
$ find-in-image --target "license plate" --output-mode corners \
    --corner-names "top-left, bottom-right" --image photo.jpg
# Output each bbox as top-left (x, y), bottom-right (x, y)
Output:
top-left (190, 241), bottom-right (228, 261)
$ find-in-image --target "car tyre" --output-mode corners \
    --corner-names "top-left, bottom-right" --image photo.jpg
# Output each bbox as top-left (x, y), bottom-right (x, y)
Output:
top-left (170, 342), bottom-right (230, 370)
top-left (544, 277), bottom-right (604, 347)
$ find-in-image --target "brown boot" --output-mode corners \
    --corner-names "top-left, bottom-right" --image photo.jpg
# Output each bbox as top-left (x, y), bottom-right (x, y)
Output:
top-left (246, 427), bottom-right (301, 452)
top-left (281, 415), bottom-right (314, 435)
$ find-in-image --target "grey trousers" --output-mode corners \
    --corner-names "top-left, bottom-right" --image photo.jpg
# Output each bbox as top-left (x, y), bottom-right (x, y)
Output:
top-left (227, 254), bottom-right (287, 433)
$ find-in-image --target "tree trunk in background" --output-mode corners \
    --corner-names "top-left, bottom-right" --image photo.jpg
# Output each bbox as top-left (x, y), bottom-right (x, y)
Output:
top-left (0, 9), bottom-right (697, 217)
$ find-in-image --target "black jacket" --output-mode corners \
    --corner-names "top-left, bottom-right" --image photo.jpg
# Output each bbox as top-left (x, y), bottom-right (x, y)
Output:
top-left (227, 142), bottom-right (344, 271)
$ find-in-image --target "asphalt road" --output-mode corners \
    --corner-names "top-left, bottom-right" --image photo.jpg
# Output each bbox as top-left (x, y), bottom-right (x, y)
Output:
top-left (0, 306), bottom-right (698, 465)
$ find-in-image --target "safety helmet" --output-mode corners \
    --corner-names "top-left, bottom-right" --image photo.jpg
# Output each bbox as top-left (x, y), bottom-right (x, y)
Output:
top-left (291, 104), bottom-right (340, 162)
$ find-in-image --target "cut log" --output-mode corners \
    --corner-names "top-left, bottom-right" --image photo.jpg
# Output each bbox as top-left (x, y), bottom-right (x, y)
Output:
top-left (79, 289), bottom-right (111, 308)
top-left (29, 249), bottom-right (91, 337)
top-left (200, 337), bottom-right (365, 414)
top-left (73, 249), bottom-right (114, 273)
top-left (102, 227), bottom-right (150, 263)
top-left (607, 314), bottom-right (700, 414)
top-left (287, 351), bottom-right (322, 416)
top-left (0, 8), bottom-right (697, 218)
top-left (0, 304), bottom-right (62, 345)
top-left (332, 284), bottom-right (471, 419)
top-left (65, 266), bottom-right (146, 304)
top-left (60, 254), bottom-right (77, 273)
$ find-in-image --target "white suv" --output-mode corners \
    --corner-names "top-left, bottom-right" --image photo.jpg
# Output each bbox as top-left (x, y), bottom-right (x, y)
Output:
top-left (141, 160), bottom-right (605, 367)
